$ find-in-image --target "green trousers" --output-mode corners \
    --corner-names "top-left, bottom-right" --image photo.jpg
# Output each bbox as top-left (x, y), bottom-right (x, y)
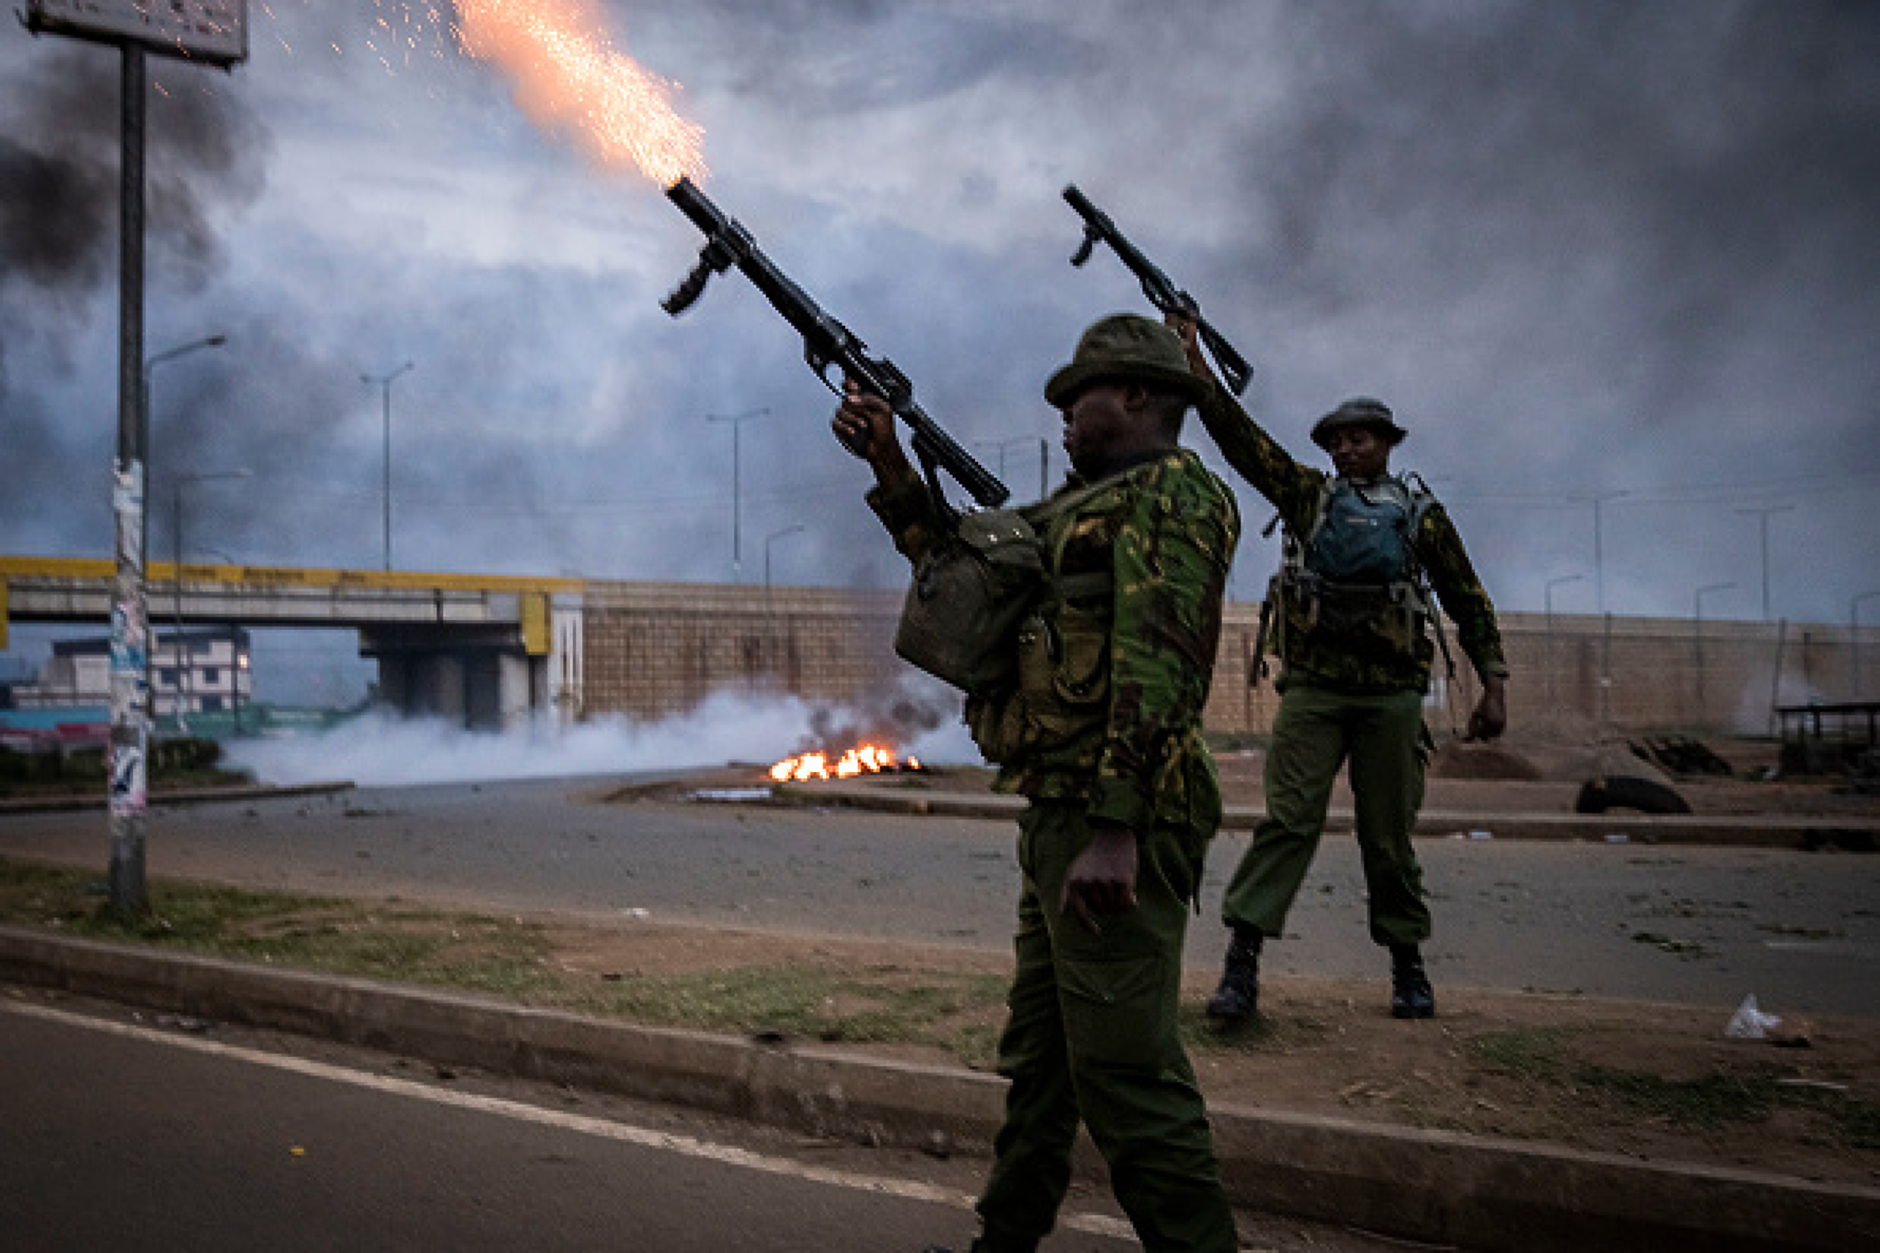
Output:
top-left (1222, 682), bottom-right (1431, 948)
top-left (973, 799), bottom-right (1237, 1253)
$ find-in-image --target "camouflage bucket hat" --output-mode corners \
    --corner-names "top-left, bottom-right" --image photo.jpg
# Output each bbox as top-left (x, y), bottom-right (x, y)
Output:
top-left (1310, 397), bottom-right (1407, 449)
top-left (1043, 313), bottom-right (1209, 408)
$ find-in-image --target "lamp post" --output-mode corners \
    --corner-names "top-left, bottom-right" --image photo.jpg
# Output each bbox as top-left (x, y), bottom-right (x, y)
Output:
top-left (1854, 589), bottom-right (1880, 697)
top-left (706, 407), bottom-right (770, 582)
top-left (977, 435), bottom-right (1050, 499)
top-left (140, 335), bottom-right (228, 464)
top-left (139, 334), bottom-right (228, 707)
top-left (1543, 574), bottom-right (1583, 707)
top-left (169, 468), bottom-right (251, 732)
top-left (765, 523), bottom-right (805, 597)
top-left (361, 362), bottom-right (414, 571)
top-left (1573, 491), bottom-right (1626, 615)
top-left (1735, 504), bottom-right (1793, 622)
top-left (1693, 581), bottom-right (1735, 722)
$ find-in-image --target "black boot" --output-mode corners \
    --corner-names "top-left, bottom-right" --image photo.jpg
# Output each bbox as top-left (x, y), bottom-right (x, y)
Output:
top-left (1206, 925), bottom-right (1262, 1023)
top-left (1390, 944), bottom-right (1435, 1019)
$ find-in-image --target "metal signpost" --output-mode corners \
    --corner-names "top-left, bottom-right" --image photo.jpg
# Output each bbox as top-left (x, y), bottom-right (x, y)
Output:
top-left (23, 1), bottom-right (248, 915)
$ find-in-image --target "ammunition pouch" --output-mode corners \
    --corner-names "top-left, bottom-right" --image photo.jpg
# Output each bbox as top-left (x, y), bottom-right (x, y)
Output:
top-left (894, 508), bottom-right (1045, 696)
top-left (965, 584), bottom-right (1113, 764)
top-left (1279, 569), bottom-right (1428, 657)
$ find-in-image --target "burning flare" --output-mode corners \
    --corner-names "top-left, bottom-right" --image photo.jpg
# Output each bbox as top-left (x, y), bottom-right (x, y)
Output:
top-left (770, 744), bottom-right (910, 783)
top-left (455, 0), bottom-right (706, 187)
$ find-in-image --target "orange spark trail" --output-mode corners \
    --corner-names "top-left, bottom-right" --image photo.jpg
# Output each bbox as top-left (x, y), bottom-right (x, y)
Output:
top-left (454, 0), bottom-right (706, 188)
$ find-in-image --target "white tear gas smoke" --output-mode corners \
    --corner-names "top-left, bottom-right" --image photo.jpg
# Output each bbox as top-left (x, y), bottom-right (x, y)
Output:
top-left (224, 687), bottom-right (981, 787)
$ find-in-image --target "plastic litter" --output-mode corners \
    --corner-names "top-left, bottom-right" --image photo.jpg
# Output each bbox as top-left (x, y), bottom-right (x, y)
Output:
top-left (1725, 993), bottom-right (1782, 1040)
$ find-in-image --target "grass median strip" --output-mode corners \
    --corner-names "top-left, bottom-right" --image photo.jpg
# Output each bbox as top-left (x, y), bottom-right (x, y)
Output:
top-left (0, 857), bottom-right (1008, 1065)
top-left (4, 855), bottom-right (1876, 1166)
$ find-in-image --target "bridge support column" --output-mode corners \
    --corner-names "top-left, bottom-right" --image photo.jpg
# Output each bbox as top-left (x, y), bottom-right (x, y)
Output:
top-left (362, 627), bottom-right (553, 732)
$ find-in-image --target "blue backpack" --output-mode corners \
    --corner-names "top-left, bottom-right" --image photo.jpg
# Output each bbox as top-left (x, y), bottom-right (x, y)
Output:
top-left (1303, 478), bottom-right (1425, 584)
top-left (1250, 472), bottom-right (1455, 685)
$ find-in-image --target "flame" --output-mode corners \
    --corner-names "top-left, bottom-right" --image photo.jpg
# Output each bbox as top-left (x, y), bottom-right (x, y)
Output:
top-left (770, 744), bottom-right (906, 783)
top-left (454, 0), bottom-right (706, 188)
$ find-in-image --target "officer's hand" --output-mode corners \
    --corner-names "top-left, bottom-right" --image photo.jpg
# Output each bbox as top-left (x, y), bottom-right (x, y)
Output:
top-left (832, 379), bottom-right (916, 488)
top-left (1466, 676), bottom-right (1508, 741)
top-left (1162, 308), bottom-right (1212, 381)
top-left (1060, 822), bottom-right (1139, 934)
top-left (832, 380), bottom-right (889, 457)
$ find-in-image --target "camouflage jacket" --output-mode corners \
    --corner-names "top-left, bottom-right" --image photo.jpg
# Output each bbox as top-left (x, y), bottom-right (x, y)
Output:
top-left (868, 449), bottom-right (1239, 834)
top-left (1195, 383), bottom-right (1509, 692)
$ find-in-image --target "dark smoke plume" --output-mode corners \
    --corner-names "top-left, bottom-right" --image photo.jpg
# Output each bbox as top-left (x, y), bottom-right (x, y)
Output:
top-left (0, 43), bottom-right (268, 304)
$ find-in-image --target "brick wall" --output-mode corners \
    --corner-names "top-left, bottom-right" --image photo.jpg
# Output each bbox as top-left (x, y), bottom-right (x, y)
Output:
top-left (581, 580), bottom-right (1874, 740)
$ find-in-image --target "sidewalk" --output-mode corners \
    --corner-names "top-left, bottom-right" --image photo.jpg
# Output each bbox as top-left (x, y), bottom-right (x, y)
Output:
top-left (2, 922), bottom-right (1874, 1251)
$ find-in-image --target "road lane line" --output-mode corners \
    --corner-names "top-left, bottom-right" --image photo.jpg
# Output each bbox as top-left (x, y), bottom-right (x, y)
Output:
top-left (1, 997), bottom-right (1134, 1241)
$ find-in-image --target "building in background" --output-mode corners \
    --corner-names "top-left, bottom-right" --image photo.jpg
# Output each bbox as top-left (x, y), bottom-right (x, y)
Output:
top-left (10, 628), bottom-right (251, 726)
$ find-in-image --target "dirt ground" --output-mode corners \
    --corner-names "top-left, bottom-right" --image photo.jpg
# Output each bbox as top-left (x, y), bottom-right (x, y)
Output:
top-left (595, 735), bottom-right (1880, 1190)
top-left (534, 916), bottom-right (1878, 1187)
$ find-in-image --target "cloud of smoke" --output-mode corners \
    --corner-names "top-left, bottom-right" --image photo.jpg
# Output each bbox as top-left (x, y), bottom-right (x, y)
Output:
top-left (223, 685), bottom-right (979, 786)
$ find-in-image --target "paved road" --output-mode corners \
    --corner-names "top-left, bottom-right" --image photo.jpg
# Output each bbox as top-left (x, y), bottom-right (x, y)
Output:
top-left (0, 995), bottom-right (1141, 1252)
top-left (3, 987), bottom-right (1411, 1252)
top-left (2, 776), bottom-right (1875, 1016)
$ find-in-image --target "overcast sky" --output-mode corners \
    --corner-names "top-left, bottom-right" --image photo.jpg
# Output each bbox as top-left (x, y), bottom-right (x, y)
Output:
top-left (4, 0), bottom-right (1877, 649)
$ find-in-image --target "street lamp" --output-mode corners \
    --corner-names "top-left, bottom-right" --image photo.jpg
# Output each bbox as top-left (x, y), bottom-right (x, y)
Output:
top-left (141, 333), bottom-right (230, 632)
top-left (1572, 491), bottom-right (1626, 615)
top-left (976, 435), bottom-right (1050, 499)
top-left (169, 468), bottom-right (251, 732)
top-left (362, 362), bottom-right (415, 571)
top-left (1543, 574), bottom-right (1583, 706)
top-left (1693, 581), bottom-right (1735, 719)
top-left (1854, 589), bottom-right (1880, 697)
top-left (140, 334), bottom-right (228, 458)
top-left (706, 407), bottom-right (770, 581)
top-left (765, 524), bottom-right (805, 598)
top-left (1735, 505), bottom-right (1793, 622)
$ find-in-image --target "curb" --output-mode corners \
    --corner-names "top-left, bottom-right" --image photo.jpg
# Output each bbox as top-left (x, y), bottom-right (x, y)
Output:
top-left (0, 781), bottom-right (355, 815)
top-left (773, 783), bottom-right (1880, 850)
top-left (2, 926), bottom-right (1872, 1251)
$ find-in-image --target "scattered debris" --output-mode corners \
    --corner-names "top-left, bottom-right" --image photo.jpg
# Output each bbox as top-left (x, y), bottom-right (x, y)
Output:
top-left (689, 787), bottom-right (776, 804)
top-left (1723, 993), bottom-right (1813, 1045)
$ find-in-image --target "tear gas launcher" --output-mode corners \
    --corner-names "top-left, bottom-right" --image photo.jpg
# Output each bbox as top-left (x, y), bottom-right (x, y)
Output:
top-left (1062, 184), bottom-right (1254, 396)
top-left (661, 177), bottom-right (1010, 511)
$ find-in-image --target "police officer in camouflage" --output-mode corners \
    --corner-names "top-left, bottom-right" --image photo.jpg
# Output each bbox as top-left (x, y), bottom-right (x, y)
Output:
top-left (1169, 314), bottom-right (1509, 1025)
top-left (834, 313), bottom-right (1240, 1253)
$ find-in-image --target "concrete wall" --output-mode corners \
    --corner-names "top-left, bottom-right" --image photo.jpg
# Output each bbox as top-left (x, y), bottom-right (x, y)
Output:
top-left (580, 580), bottom-right (1879, 740)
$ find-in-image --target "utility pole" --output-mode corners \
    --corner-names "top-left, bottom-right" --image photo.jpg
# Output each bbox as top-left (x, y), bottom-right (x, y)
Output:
top-left (108, 39), bottom-right (150, 915)
top-left (24, 0), bottom-right (251, 917)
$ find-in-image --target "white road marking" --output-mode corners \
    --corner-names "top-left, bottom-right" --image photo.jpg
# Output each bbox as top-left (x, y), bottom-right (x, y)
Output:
top-left (2, 997), bottom-right (1135, 1241)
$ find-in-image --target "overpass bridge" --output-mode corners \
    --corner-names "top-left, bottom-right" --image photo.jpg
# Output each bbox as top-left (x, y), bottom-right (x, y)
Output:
top-left (0, 557), bottom-right (584, 730)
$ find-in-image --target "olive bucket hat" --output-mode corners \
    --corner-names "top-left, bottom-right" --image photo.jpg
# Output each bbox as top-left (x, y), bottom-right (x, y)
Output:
top-left (1309, 397), bottom-right (1407, 450)
top-left (1044, 313), bottom-right (1210, 408)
